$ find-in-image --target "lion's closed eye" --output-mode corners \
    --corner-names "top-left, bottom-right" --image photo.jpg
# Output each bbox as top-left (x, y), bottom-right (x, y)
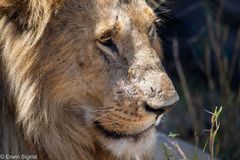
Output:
top-left (96, 32), bottom-right (119, 62)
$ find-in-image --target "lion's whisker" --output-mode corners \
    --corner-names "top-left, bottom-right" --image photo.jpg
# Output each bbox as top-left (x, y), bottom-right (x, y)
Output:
top-left (85, 113), bottom-right (110, 128)
top-left (66, 104), bottom-right (115, 113)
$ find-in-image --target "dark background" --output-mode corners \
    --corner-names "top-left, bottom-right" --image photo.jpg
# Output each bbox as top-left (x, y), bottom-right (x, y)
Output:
top-left (154, 0), bottom-right (240, 159)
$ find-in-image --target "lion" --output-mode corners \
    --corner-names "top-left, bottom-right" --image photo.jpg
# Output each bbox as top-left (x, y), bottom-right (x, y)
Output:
top-left (0, 0), bottom-right (179, 160)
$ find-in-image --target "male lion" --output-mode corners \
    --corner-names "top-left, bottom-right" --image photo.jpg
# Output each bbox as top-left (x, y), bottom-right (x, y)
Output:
top-left (0, 0), bottom-right (179, 160)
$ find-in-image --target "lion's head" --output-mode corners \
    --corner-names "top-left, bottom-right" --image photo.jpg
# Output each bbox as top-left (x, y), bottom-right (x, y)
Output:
top-left (0, 0), bottom-right (178, 160)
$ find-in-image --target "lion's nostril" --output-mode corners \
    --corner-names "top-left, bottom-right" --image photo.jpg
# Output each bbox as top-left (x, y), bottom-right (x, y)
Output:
top-left (144, 102), bottom-right (165, 116)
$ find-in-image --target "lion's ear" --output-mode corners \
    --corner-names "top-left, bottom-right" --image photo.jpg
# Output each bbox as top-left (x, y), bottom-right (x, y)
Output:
top-left (0, 0), bottom-right (62, 31)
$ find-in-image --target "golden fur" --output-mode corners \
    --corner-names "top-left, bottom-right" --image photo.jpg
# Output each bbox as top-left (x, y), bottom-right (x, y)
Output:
top-left (0, 0), bottom-right (178, 160)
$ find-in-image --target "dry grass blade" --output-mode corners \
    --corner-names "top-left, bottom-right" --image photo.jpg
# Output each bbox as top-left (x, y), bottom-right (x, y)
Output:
top-left (207, 106), bottom-right (222, 160)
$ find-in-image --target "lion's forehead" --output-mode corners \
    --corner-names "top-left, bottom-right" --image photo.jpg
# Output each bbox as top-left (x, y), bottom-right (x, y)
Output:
top-left (94, 0), bottom-right (156, 37)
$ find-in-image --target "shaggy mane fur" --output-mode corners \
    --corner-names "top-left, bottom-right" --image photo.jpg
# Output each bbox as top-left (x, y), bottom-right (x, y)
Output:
top-left (0, 1), bottom-right (94, 160)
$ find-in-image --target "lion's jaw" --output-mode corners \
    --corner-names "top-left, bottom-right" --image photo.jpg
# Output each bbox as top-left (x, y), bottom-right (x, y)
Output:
top-left (84, 108), bottom-right (158, 159)
top-left (100, 128), bottom-right (156, 159)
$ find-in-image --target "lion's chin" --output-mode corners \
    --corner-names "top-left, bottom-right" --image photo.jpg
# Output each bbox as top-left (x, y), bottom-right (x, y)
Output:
top-left (97, 126), bottom-right (157, 159)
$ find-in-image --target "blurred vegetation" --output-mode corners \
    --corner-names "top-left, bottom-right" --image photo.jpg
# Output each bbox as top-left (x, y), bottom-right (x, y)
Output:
top-left (151, 0), bottom-right (240, 159)
top-left (162, 106), bottom-right (222, 160)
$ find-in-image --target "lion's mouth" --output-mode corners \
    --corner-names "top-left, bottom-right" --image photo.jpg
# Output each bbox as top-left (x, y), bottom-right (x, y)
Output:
top-left (94, 121), bottom-right (154, 140)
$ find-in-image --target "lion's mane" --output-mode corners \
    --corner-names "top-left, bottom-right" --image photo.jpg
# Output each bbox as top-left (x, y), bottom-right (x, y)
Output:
top-left (0, 1), bottom-right (94, 160)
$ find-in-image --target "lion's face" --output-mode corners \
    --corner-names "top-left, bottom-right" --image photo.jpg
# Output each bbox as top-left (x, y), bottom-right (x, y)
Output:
top-left (0, 0), bottom-right (178, 159)
top-left (37, 0), bottom-right (178, 158)
top-left (38, 0), bottom-right (179, 158)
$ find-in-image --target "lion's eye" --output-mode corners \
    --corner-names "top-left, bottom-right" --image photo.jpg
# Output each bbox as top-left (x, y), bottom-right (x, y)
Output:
top-left (96, 36), bottom-right (119, 62)
top-left (99, 37), bottom-right (115, 49)
top-left (98, 35), bottom-right (118, 53)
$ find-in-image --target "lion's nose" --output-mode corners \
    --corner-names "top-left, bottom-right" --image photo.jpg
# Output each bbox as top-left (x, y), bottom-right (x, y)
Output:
top-left (144, 93), bottom-right (179, 116)
top-left (145, 87), bottom-right (179, 109)
top-left (144, 102), bottom-right (165, 116)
